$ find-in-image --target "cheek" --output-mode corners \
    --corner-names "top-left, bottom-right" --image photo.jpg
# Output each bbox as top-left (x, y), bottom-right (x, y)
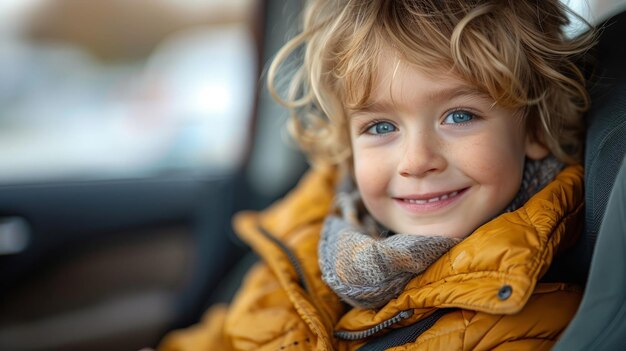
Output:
top-left (461, 133), bottom-right (526, 186)
top-left (353, 150), bottom-right (377, 189)
top-left (352, 148), bottom-right (390, 202)
top-left (484, 160), bottom-right (523, 196)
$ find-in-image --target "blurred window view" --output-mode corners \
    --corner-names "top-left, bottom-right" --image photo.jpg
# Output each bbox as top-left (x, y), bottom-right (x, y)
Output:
top-left (0, 0), bottom-right (257, 184)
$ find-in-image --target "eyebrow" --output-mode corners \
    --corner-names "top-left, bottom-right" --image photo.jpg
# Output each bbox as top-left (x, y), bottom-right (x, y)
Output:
top-left (428, 86), bottom-right (491, 102)
top-left (351, 86), bottom-right (492, 114)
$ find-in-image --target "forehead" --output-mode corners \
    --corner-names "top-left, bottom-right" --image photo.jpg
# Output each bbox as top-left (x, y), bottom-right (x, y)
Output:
top-left (352, 57), bottom-right (491, 113)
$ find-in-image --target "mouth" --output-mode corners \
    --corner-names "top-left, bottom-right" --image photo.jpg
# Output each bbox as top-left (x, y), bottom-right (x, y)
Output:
top-left (393, 187), bottom-right (470, 213)
top-left (401, 190), bottom-right (461, 204)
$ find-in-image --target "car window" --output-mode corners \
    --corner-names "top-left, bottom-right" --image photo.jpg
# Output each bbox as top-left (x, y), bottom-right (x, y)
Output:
top-left (0, 0), bottom-right (256, 184)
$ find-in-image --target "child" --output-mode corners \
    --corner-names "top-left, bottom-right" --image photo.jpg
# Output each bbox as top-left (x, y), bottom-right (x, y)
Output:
top-left (160, 0), bottom-right (594, 350)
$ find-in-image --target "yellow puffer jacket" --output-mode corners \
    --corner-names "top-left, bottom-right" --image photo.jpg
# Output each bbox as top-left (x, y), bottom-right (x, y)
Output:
top-left (160, 165), bottom-right (584, 351)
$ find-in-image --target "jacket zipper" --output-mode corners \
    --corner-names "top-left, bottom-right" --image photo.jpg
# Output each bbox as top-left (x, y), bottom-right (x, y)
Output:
top-left (257, 223), bottom-right (439, 344)
top-left (256, 222), bottom-right (338, 331)
top-left (257, 224), bottom-right (312, 293)
top-left (334, 309), bottom-right (414, 341)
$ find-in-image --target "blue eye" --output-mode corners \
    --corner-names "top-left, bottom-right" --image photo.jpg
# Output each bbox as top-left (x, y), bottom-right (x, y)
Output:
top-left (366, 121), bottom-right (397, 135)
top-left (443, 110), bottom-right (474, 124)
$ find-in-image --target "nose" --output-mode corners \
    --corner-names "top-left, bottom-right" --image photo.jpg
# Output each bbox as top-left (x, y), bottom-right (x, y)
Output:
top-left (397, 131), bottom-right (447, 177)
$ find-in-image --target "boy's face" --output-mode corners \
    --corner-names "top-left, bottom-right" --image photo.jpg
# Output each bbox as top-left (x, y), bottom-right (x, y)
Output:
top-left (349, 61), bottom-right (548, 238)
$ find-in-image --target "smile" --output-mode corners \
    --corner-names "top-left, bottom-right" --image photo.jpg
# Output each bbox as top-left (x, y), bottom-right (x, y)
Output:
top-left (402, 190), bottom-right (460, 204)
top-left (393, 187), bottom-right (469, 213)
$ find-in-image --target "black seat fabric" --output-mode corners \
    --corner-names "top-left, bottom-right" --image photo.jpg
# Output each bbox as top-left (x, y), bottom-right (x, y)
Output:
top-left (552, 11), bottom-right (626, 350)
top-left (581, 10), bottom-right (626, 275)
top-left (544, 11), bottom-right (626, 285)
top-left (554, 155), bottom-right (626, 350)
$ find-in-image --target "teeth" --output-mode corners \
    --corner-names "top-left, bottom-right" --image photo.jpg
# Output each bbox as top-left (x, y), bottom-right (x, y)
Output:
top-left (403, 190), bottom-right (460, 204)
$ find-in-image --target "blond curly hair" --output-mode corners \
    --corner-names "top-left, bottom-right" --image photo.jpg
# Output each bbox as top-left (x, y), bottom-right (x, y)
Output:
top-left (268, 0), bottom-right (595, 166)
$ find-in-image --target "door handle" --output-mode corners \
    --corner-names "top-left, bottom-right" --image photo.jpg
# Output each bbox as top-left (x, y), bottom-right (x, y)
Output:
top-left (0, 217), bottom-right (30, 255)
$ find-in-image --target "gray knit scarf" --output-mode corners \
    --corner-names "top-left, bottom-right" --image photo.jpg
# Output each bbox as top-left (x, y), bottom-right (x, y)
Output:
top-left (319, 156), bottom-right (564, 309)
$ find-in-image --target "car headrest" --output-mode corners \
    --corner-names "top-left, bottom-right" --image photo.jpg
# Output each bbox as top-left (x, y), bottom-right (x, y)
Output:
top-left (541, 10), bottom-right (626, 285)
top-left (580, 10), bottom-right (626, 279)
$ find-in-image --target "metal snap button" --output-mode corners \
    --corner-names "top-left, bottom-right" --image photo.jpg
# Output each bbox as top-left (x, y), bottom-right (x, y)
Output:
top-left (498, 285), bottom-right (513, 300)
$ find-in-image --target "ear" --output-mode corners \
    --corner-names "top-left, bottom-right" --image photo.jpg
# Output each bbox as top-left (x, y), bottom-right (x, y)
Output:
top-left (525, 135), bottom-right (550, 160)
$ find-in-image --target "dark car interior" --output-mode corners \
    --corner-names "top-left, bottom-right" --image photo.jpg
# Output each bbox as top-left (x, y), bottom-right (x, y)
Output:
top-left (0, 1), bottom-right (625, 350)
top-left (0, 1), bottom-right (306, 350)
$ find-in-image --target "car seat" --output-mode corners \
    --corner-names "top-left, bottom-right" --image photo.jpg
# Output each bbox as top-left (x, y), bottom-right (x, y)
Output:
top-left (552, 9), bottom-right (626, 351)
